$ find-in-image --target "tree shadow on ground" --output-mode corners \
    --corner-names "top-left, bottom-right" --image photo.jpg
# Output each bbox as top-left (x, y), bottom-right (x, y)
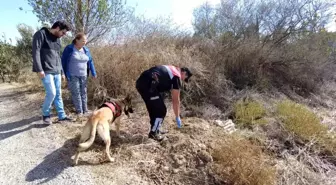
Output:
top-left (25, 136), bottom-right (79, 184)
top-left (0, 116), bottom-right (45, 141)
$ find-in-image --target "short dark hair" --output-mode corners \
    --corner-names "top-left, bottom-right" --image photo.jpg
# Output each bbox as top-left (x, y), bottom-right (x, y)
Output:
top-left (181, 67), bottom-right (193, 82)
top-left (51, 20), bottom-right (72, 31)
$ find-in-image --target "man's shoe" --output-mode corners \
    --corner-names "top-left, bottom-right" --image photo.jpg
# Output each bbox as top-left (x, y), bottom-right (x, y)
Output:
top-left (83, 110), bottom-right (92, 117)
top-left (58, 117), bottom-right (75, 122)
top-left (148, 132), bottom-right (165, 142)
top-left (75, 113), bottom-right (83, 121)
top-left (43, 116), bottom-right (52, 124)
top-left (159, 129), bottom-right (169, 134)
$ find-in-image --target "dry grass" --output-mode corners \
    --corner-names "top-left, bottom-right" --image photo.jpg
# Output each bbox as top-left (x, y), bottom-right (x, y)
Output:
top-left (275, 143), bottom-right (336, 185)
top-left (83, 29), bottom-right (335, 116)
top-left (275, 100), bottom-right (336, 155)
top-left (276, 99), bottom-right (327, 142)
top-left (211, 134), bottom-right (276, 185)
top-left (86, 36), bottom-right (226, 110)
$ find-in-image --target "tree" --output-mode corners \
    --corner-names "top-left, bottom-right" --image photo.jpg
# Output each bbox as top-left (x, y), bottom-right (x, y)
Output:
top-left (192, 1), bottom-right (218, 39)
top-left (0, 36), bottom-right (19, 82)
top-left (192, 0), bottom-right (336, 44)
top-left (26, 0), bottom-right (134, 44)
top-left (15, 23), bottom-right (35, 66)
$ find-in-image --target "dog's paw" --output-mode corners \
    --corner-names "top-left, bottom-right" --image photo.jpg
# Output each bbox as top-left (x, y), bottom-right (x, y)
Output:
top-left (108, 157), bottom-right (115, 163)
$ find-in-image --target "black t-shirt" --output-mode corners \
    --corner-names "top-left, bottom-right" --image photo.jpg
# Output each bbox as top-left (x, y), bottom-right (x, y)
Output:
top-left (143, 65), bottom-right (181, 92)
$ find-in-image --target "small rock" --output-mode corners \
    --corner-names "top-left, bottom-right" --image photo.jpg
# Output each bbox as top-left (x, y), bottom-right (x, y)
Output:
top-left (177, 159), bottom-right (185, 166)
top-left (223, 119), bottom-right (234, 128)
top-left (207, 142), bottom-right (215, 149)
top-left (198, 143), bottom-right (207, 150)
top-left (214, 119), bottom-right (236, 133)
top-left (202, 123), bottom-right (210, 130)
top-left (130, 151), bottom-right (141, 158)
top-left (138, 161), bottom-right (145, 166)
top-left (160, 139), bottom-right (170, 148)
top-left (198, 150), bottom-right (213, 163)
top-left (173, 154), bottom-right (186, 166)
top-left (214, 120), bottom-right (224, 127)
top-left (173, 169), bottom-right (180, 174)
top-left (177, 155), bottom-right (184, 160)
top-left (162, 166), bottom-right (170, 172)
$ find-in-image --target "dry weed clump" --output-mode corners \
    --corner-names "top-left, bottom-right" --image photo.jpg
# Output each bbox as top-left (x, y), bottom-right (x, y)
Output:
top-left (213, 35), bottom-right (330, 97)
top-left (87, 37), bottom-right (218, 107)
top-left (276, 99), bottom-right (336, 156)
top-left (276, 148), bottom-right (336, 185)
top-left (276, 100), bottom-right (326, 142)
top-left (211, 134), bottom-right (276, 185)
top-left (233, 98), bottom-right (267, 128)
top-left (320, 133), bottom-right (336, 156)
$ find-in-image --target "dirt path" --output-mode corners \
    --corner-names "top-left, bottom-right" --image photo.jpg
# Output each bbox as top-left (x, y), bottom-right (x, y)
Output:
top-left (0, 83), bottom-right (95, 185)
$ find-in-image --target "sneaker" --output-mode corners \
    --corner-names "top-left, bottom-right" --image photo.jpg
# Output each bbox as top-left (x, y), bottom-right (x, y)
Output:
top-left (75, 113), bottom-right (83, 121)
top-left (83, 110), bottom-right (92, 117)
top-left (43, 116), bottom-right (52, 124)
top-left (58, 117), bottom-right (75, 122)
top-left (148, 132), bottom-right (165, 142)
top-left (159, 129), bottom-right (169, 134)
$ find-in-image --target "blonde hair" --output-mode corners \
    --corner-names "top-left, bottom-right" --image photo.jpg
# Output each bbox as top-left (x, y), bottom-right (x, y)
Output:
top-left (72, 32), bottom-right (86, 44)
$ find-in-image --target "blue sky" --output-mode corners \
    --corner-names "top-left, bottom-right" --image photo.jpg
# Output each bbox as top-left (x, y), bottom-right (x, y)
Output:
top-left (0, 0), bottom-right (219, 45)
top-left (0, 0), bottom-right (334, 45)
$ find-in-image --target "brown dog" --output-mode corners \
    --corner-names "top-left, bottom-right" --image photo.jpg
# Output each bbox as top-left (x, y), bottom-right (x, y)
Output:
top-left (73, 95), bottom-right (133, 165)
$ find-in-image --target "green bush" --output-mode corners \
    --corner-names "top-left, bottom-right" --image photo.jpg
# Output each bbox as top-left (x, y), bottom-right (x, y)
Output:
top-left (276, 100), bottom-right (327, 142)
top-left (233, 99), bottom-right (267, 128)
top-left (276, 99), bottom-right (336, 155)
top-left (0, 37), bottom-right (20, 82)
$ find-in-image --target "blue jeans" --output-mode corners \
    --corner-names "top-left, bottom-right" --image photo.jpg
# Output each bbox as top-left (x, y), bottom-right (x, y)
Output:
top-left (68, 76), bottom-right (88, 114)
top-left (41, 74), bottom-right (66, 119)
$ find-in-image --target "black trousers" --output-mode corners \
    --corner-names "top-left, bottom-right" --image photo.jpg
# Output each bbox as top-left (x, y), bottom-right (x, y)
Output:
top-left (136, 77), bottom-right (167, 134)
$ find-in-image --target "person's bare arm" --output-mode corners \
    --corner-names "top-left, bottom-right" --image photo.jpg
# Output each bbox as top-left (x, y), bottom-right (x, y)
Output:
top-left (171, 89), bottom-right (180, 118)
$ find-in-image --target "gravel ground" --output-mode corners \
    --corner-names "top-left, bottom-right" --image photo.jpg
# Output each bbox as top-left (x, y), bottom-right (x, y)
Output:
top-left (0, 83), bottom-right (95, 185)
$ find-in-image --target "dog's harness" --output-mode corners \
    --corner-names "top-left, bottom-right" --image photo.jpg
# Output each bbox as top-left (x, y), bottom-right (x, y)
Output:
top-left (100, 101), bottom-right (122, 122)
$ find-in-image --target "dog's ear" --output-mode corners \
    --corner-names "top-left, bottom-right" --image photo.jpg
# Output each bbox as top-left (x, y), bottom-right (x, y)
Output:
top-left (125, 94), bottom-right (132, 101)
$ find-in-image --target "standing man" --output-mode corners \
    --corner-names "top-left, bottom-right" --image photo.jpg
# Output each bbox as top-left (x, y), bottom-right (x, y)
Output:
top-left (32, 20), bottom-right (74, 124)
top-left (135, 65), bottom-right (193, 141)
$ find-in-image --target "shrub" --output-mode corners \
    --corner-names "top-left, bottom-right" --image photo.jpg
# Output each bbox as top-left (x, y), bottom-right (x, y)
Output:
top-left (211, 134), bottom-right (276, 185)
top-left (84, 16), bottom-right (334, 113)
top-left (233, 98), bottom-right (267, 128)
top-left (275, 99), bottom-right (336, 156)
top-left (317, 132), bottom-right (336, 156)
top-left (276, 100), bottom-right (327, 142)
top-left (0, 37), bottom-right (21, 82)
top-left (87, 36), bottom-right (217, 107)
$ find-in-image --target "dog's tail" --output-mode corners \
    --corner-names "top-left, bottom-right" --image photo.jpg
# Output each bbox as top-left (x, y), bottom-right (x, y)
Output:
top-left (77, 116), bottom-right (99, 151)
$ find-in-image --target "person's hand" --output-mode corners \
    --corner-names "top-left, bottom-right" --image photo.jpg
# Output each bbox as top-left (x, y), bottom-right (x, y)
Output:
top-left (62, 74), bottom-right (66, 81)
top-left (38, 71), bottom-right (45, 79)
top-left (176, 117), bottom-right (182, 128)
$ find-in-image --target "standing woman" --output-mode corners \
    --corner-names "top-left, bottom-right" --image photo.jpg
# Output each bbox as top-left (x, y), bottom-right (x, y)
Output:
top-left (61, 33), bottom-right (97, 116)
